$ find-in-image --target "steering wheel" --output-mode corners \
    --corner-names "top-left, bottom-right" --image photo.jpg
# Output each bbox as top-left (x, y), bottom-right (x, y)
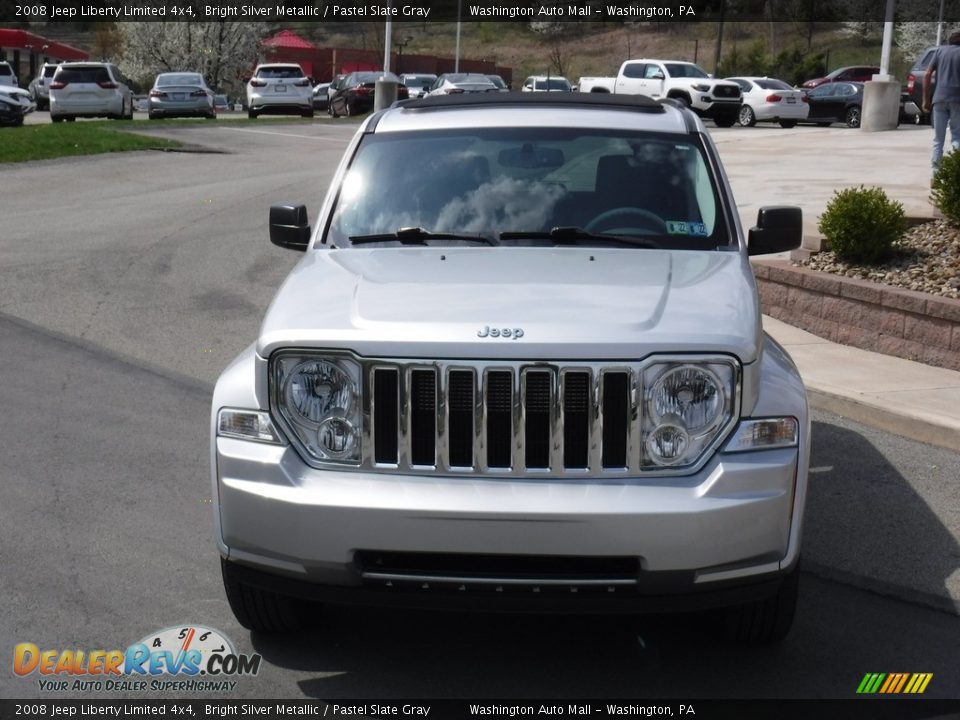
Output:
top-left (585, 207), bottom-right (667, 235)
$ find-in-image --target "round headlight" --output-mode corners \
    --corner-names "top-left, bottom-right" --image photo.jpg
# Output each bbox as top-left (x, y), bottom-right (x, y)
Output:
top-left (285, 360), bottom-right (357, 424)
top-left (645, 421), bottom-right (690, 465)
top-left (648, 365), bottom-right (723, 435)
top-left (317, 417), bottom-right (359, 459)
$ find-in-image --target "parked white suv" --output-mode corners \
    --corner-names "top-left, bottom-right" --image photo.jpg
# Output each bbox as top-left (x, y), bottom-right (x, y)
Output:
top-left (28, 62), bottom-right (60, 110)
top-left (0, 60), bottom-right (17, 87)
top-left (49, 62), bottom-right (134, 122)
top-left (246, 63), bottom-right (313, 119)
top-left (213, 93), bottom-right (809, 643)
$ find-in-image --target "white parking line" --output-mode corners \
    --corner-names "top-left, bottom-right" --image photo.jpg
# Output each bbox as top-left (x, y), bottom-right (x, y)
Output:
top-left (219, 126), bottom-right (352, 142)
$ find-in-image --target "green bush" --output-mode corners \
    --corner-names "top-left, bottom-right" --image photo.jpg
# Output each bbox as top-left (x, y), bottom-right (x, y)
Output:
top-left (931, 149), bottom-right (960, 226)
top-left (817, 186), bottom-right (906, 264)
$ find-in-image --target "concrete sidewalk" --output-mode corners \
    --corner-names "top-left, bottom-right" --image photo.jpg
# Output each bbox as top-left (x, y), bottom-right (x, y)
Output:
top-left (764, 316), bottom-right (960, 452)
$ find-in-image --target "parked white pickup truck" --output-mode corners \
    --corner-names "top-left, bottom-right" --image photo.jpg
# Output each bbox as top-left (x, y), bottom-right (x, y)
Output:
top-left (579, 59), bottom-right (743, 127)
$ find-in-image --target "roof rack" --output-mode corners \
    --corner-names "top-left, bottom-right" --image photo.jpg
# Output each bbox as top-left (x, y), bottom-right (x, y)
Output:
top-left (400, 92), bottom-right (667, 114)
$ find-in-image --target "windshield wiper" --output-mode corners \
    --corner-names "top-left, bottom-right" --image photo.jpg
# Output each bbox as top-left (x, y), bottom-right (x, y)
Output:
top-left (349, 227), bottom-right (498, 246)
top-left (499, 226), bottom-right (660, 249)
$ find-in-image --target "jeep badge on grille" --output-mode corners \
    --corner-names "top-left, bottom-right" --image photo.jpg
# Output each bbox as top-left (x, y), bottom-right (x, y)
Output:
top-left (478, 326), bottom-right (524, 340)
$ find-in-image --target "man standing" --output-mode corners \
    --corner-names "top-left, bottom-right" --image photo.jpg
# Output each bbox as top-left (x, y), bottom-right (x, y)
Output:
top-left (923, 30), bottom-right (960, 184)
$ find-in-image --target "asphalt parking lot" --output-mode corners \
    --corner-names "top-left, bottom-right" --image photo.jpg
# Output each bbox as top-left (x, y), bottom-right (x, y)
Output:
top-left (1, 119), bottom-right (957, 701)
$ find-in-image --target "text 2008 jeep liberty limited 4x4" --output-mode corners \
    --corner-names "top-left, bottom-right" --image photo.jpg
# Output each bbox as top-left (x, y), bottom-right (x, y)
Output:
top-left (212, 93), bottom-right (809, 643)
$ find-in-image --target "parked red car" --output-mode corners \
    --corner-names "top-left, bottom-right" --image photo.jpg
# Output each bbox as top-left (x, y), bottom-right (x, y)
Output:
top-left (800, 66), bottom-right (880, 90)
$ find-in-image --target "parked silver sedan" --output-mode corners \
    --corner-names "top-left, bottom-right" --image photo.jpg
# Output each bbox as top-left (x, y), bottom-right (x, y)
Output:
top-left (148, 72), bottom-right (215, 120)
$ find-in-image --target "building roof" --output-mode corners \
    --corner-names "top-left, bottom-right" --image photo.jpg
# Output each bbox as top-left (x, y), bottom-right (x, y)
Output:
top-left (260, 30), bottom-right (316, 51)
top-left (0, 29), bottom-right (88, 61)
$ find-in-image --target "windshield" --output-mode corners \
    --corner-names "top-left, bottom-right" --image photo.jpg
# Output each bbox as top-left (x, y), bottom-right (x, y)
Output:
top-left (534, 78), bottom-right (571, 91)
top-left (327, 127), bottom-right (728, 250)
top-left (158, 74), bottom-right (202, 86)
top-left (257, 66), bottom-right (304, 79)
top-left (665, 63), bottom-right (710, 79)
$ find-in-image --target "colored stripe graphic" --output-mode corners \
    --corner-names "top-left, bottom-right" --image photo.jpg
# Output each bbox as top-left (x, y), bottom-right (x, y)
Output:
top-left (858, 673), bottom-right (933, 694)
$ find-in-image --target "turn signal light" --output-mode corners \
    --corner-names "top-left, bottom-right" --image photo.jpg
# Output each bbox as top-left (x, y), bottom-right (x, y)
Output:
top-left (98, 81), bottom-right (118, 89)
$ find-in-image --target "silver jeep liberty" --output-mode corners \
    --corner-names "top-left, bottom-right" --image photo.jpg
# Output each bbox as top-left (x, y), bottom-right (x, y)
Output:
top-left (212, 93), bottom-right (810, 643)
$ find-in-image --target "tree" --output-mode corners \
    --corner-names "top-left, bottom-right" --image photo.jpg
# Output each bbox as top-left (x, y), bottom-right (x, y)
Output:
top-left (898, 21), bottom-right (960, 59)
top-left (118, 22), bottom-right (261, 90)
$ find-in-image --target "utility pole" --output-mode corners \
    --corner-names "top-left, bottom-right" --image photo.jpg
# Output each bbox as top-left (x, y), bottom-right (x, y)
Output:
top-left (455, 0), bottom-right (462, 72)
top-left (713, 0), bottom-right (726, 76)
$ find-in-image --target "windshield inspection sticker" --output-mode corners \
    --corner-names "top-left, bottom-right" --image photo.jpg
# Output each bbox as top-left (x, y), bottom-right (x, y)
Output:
top-left (666, 221), bottom-right (708, 236)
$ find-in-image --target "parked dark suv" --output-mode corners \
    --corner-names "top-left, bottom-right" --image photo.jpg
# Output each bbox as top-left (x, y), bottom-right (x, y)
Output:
top-left (906, 46), bottom-right (937, 125)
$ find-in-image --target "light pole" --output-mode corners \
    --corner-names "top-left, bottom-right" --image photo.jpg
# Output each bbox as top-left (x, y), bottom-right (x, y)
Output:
top-left (455, 0), bottom-right (462, 73)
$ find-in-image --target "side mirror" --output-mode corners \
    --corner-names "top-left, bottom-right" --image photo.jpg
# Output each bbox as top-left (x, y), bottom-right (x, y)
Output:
top-left (748, 206), bottom-right (802, 256)
top-left (651, 71), bottom-right (665, 80)
top-left (269, 204), bottom-right (311, 251)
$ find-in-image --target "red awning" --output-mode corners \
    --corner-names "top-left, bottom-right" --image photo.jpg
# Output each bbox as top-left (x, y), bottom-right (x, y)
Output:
top-left (0, 28), bottom-right (88, 61)
top-left (260, 30), bottom-right (316, 50)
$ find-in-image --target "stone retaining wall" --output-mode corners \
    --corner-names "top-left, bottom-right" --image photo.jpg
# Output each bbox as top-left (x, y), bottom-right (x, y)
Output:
top-left (752, 259), bottom-right (960, 371)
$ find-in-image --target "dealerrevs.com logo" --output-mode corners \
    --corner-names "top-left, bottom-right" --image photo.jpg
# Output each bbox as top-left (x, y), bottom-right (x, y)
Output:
top-left (14, 625), bottom-right (261, 693)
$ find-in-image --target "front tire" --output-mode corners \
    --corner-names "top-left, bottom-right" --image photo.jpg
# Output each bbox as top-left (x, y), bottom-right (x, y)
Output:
top-left (248, 109), bottom-right (258, 119)
top-left (221, 560), bottom-right (312, 633)
top-left (779, 120), bottom-right (797, 129)
top-left (738, 105), bottom-right (757, 127)
top-left (301, 108), bottom-right (314, 119)
top-left (717, 562), bottom-right (800, 644)
top-left (714, 113), bottom-right (738, 128)
top-left (845, 105), bottom-right (861, 128)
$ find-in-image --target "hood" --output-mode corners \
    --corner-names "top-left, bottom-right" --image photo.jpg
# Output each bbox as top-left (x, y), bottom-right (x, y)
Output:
top-left (257, 247), bottom-right (760, 362)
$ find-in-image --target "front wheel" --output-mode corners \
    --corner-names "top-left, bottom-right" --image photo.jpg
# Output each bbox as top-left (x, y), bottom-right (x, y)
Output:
top-left (714, 113), bottom-right (738, 128)
top-left (51, 115), bottom-right (63, 123)
top-left (738, 105), bottom-right (757, 127)
top-left (778, 120), bottom-right (798, 129)
top-left (248, 109), bottom-right (258, 119)
top-left (716, 562), bottom-right (800, 644)
top-left (221, 560), bottom-right (314, 633)
top-left (845, 105), bottom-right (861, 128)
top-left (301, 108), bottom-right (314, 119)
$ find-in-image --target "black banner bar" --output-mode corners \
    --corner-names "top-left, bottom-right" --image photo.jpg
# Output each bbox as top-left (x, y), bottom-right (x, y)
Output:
top-left (4, 0), bottom-right (960, 23)
top-left (2, 700), bottom-right (960, 720)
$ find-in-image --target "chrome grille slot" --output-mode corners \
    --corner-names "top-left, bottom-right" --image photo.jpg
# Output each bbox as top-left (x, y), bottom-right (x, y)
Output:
top-left (563, 371), bottom-right (590, 469)
top-left (602, 372), bottom-right (629, 468)
top-left (372, 368), bottom-right (399, 464)
top-left (447, 370), bottom-right (474, 468)
top-left (410, 369), bottom-right (437, 466)
top-left (485, 371), bottom-right (513, 468)
top-left (523, 370), bottom-right (552, 469)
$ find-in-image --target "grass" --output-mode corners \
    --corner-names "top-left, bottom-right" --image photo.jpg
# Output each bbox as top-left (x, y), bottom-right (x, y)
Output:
top-left (0, 113), bottom-right (346, 164)
top-left (0, 122), bottom-right (181, 164)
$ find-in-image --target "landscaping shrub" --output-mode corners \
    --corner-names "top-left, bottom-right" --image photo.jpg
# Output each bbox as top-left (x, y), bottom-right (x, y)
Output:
top-left (931, 149), bottom-right (960, 226)
top-left (817, 186), bottom-right (906, 264)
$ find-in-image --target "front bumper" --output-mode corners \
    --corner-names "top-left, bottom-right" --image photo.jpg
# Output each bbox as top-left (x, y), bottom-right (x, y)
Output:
top-left (215, 435), bottom-right (800, 602)
top-left (0, 99), bottom-right (33, 124)
top-left (695, 99), bottom-right (742, 118)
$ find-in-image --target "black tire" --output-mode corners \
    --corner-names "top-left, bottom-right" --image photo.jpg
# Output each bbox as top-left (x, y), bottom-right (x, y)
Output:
top-left (328, 103), bottom-right (335, 117)
top-left (344, 100), bottom-right (353, 117)
top-left (672, 94), bottom-right (691, 109)
top-left (51, 115), bottom-right (63, 123)
top-left (221, 559), bottom-right (312, 633)
top-left (714, 113), bottom-right (738, 128)
top-left (206, 111), bottom-right (217, 119)
top-left (302, 108), bottom-right (314, 119)
top-left (738, 105), bottom-right (757, 127)
top-left (717, 562), bottom-right (800, 644)
top-left (816, 121), bottom-right (831, 127)
top-left (126, 102), bottom-right (134, 120)
top-left (65, 117), bottom-right (76, 122)
top-left (13, 117), bottom-right (24, 127)
top-left (845, 105), bottom-right (861, 128)
top-left (248, 109), bottom-right (258, 119)
top-left (779, 120), bottom-right (798, 129)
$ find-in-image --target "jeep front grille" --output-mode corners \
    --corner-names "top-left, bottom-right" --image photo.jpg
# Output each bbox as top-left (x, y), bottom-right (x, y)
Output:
top-left (363, 358), bottom-right (737, 478)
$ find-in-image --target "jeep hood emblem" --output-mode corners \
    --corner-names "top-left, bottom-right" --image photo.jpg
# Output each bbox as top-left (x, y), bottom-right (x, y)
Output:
top-left (478, 325), bottom-right (524, 340)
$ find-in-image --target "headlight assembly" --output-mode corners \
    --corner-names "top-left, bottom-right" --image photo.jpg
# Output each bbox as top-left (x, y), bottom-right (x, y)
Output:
top-left (642, 360), bottom-right (737, 469)
top-left (272, 354), bottom-right (363, 463)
